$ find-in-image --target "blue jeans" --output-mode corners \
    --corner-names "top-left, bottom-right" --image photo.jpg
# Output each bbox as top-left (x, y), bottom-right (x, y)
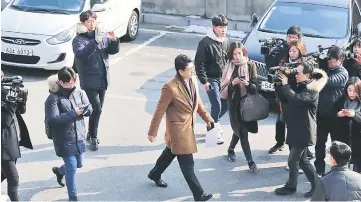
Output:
top-left (206, 80), bottom-right (228, 123)
top-left (58, 153), bottom-right (84, 198)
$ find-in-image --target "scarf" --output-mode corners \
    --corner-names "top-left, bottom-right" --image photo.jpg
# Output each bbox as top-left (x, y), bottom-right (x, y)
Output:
top-left (178, 74), bottom-right (197, 110)
top-left (344, 98), bottom-right (360, 111)
top-left (220, 57), bottom-right (249, 99)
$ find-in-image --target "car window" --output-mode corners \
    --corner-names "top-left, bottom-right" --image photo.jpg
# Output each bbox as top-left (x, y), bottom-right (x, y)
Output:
top-left (259, 2), bottom-right (349, 39)
top-left (11, 0), bottom-right (85, 13)
top-left (353, 2), bottom-right (361, 27)
top-left (90, 0), bottom-right (107, 7)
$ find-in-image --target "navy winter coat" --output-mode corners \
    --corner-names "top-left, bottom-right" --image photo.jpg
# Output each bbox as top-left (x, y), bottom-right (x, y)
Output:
top-left (45, 75), bottom-right (93, 157)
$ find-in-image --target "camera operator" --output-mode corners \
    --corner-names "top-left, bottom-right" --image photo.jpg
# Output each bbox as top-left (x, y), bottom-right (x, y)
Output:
top-left (274, 60), bottom-right (327, 198)
top-left (1, 71), bottom-right (33, 201)
top-left (264, 26), bottom-right (305, 68)
top-left (314, 46), bottom-right (349, 177)
top-left (343, 37), bottom-right (361, 78)
top-left (266, 26), bottom-right (309, 155)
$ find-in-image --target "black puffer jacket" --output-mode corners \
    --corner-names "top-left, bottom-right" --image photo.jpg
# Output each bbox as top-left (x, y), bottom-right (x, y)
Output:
top-left (73, 23), bottom-right (119, 91)
top-left (195, 30), bottom-right (229, 84)
top-left (343, 58), bottom-right (361, 79)
top-left (45, 75), bottom-right (93, 157)
top-left (318, 66), bottom-right (349, 117)
top-left (276, 68), bottom-right (328, 147)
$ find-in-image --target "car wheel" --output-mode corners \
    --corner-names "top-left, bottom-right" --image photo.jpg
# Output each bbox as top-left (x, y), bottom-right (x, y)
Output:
top-left (124, 11), bottom-right (139, 41)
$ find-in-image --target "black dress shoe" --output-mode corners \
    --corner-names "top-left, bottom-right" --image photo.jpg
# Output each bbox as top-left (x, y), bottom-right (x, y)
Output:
top-left (194, 194), bottom-right (213, 201)
top-left (148, 174), bottom-right (167, 188)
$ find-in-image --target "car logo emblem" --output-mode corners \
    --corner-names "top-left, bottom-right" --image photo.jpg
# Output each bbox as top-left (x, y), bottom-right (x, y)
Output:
top-left (14, 39), bottom-right (26, 45)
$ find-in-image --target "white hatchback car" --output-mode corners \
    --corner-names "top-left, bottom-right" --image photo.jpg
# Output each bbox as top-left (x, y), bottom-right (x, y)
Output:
top-left (1, 0), bottom-right (141, 70)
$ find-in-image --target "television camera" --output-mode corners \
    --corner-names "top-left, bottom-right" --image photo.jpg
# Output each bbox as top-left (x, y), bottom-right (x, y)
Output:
top-left (1, 75), bottom-right (28, 109)
top-left (259, 38), bottom-right (287, 56)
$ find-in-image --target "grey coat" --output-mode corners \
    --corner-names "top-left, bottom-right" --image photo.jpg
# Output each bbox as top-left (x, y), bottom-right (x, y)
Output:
top-left (45, 75), bottom-right (93, 157)
top-left (311, 166), bottom-right (361, 201)
top-left (72, 24), bottom-right (119, 91)
top-left (276, 68), bottom-right (328, 147)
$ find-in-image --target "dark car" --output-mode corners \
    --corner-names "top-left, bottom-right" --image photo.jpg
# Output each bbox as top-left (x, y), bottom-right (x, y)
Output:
top-left (242, 0), bottom-right (361, 102)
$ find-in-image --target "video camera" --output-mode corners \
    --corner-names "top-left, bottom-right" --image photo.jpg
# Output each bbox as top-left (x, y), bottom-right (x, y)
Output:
top-left (267, 62), bottom-right (301, 83)
top-left (1, 76), bottom-right (28, 107)
top-left (259, 38), bottom-right (287, 56)
top-left (304, 45), bottom-right (337, 60)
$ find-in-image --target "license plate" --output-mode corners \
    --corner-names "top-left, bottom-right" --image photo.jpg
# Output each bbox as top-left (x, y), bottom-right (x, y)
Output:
top-left (3, 48), bottom-right (33, 56)
top-left (261, 81), bottom-right (275, 91)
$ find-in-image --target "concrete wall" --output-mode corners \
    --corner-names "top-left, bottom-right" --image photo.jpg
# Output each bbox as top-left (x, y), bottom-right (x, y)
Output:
top-left (142, 0), bottom-right (275, 21)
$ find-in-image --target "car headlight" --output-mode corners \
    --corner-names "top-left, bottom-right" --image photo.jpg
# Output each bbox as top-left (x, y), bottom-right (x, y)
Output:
top-left (46, 27), bottom-right (76, 45)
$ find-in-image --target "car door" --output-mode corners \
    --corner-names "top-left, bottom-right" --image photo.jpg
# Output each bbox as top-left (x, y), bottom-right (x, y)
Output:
top-left (90, 0), bottom-right (114, 32)
top-left (110, 0), bottom-right (132, 35)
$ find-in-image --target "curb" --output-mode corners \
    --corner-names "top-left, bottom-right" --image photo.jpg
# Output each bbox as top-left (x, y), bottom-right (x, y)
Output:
top-left (139, 13), bottom-right (252, 33)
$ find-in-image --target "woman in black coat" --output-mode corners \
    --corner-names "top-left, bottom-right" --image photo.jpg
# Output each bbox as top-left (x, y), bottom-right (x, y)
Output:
top-left (334, 77), bottom-right (361, 173)
top-left (1, 72), bottom-right (33, 201)
top-left (220, 42), bottom-right (258, 171)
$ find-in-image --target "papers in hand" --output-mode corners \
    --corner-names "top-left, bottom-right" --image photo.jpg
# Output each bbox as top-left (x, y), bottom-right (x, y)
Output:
top-left (205, 128), bottom-right (218, 148)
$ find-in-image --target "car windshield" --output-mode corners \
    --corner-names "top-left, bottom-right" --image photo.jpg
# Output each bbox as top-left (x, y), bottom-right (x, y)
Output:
top-left (258, 2), bottom-right (349, 39)
top-left (10, 0), bottom-right (85, 14)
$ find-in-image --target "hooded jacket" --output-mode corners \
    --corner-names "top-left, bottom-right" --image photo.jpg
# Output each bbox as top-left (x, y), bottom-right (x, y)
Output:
top-left (276, 68), bottom-right (328, 147)
top-left (194, 30), bottom-right (229, 84)
top-left (72, 23), bottom-right (119, 91)
top-left (44, 75), bottom-right (93, 157)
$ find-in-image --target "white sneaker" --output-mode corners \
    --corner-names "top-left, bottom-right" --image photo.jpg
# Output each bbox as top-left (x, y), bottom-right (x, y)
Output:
top-left (285, 165), bottom-right (304, 174)
top-left (214, 123), bottom-right (224, 145)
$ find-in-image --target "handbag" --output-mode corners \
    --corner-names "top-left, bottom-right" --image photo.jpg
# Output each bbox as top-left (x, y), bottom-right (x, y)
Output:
top-left (240, 93), bottom-right (270, 122)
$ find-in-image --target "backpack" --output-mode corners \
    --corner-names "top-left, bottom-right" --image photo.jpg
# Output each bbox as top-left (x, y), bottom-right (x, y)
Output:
top-left (45, 94), bottom-right (60, 140)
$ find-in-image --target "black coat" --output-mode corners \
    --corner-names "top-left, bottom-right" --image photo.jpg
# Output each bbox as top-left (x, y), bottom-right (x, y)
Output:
top-left (311, 166), bottom-right (361, 201)
top-left (334, 95), bottom-right (361, 165)
top-left (45, 75), bottom-right (93, 157)
top-left (1, 102), bottom-right (33, 160)
top-left (343, 58), bottom-right (361, 79)
top-left (225, 61), bottom-right (259, 136)
top-left (195, 31), bottom-right (229, 84)
top-left (73, 24), bottom-right (120, 91)
top-left (276, 68), bottom-right (327, 147)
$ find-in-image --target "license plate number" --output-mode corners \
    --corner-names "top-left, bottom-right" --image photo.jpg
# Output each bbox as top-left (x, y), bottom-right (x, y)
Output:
top-left (261, 81), bottom-right (274, 91)
top-left (3, 48), bottom-right (33, 56)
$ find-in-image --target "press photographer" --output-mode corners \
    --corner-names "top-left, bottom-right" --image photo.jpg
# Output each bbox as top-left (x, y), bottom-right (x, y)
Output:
top-left (262, 26), bottom-right (305, 68)
top-left (343, 37), bottom-right (361, 78)
top-left (1, 71), bottom-right (33, 201)
top-left (274, 60), bottom-right (327, 197)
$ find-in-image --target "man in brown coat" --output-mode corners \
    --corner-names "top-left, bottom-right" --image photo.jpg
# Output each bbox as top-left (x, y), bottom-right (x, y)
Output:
top-left (147, 54), bottom-right (214, 201)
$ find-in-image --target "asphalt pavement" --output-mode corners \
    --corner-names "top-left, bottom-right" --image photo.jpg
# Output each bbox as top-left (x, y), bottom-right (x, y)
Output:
top-left (1, 24), bottom-right (331, 201)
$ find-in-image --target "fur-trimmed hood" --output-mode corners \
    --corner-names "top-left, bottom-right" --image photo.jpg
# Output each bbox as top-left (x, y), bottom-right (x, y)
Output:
top-left (75, 22), bottom-right (105, 34)
top-left (47, 74), bottom-right (60, 93)
top-left (306, 68), bottom-right (328, 92)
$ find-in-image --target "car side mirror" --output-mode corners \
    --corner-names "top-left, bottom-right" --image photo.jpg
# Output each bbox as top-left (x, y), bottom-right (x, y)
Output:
top-left (250, 13), bottom-right (258, 28)
top-left (92, 4), bottom-right (106, 12)
top-left (355, 23), bottom-right (361, 37)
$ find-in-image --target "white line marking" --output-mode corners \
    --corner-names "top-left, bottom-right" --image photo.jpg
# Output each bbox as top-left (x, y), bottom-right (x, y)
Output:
top-left (110, 31), bottom-right (167, 66)
top-left (139, 28), bottom-right (244, 40)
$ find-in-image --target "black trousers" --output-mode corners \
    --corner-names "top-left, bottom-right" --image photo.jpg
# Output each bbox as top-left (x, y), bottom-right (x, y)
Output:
top-left (286, 146), bottom-right (319, 190)
top-left (149, 147), bottom-right (204, 197)
top-left (314, 116), bottom-right (343, 174)
top-left (228, 133), bottom-right (253, 162)
top-left (1, 159), bottom-right (19, 201)
top-left (275, 112), bottom-right (286, 144)
top-left (85, 90), bottom-right (106, 139)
